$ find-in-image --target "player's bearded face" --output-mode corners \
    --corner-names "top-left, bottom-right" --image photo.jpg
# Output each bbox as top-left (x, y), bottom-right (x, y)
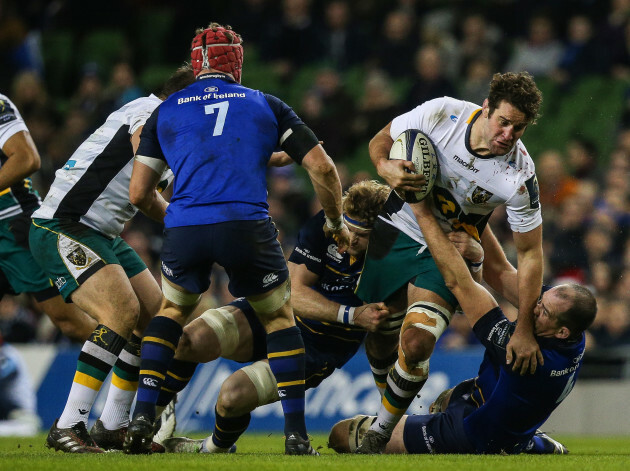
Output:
top-left (484, 101), bottom-right (528, 155)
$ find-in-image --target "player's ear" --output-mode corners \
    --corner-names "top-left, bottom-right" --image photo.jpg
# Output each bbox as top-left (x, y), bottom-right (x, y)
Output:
top-left (555, 326), bottom-right (570, 340)
top-left (482, 99), bottom-right (490, 117)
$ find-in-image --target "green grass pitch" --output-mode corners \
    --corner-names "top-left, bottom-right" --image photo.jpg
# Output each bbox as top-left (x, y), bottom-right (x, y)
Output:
top-left (1, 433), bottom-right (630, 471)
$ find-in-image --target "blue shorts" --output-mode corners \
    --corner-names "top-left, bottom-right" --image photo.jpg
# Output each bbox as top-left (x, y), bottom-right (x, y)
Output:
top-left (403, 380), bottom-right (476, 454)
top-left (161, 218), bottom-right (288, 297)
top-left (231, 298), bottom-right (359, 389)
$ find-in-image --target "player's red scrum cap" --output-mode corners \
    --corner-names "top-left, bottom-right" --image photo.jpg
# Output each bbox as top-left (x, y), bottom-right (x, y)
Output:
top-left (191, 23), bottom-right (243, 82)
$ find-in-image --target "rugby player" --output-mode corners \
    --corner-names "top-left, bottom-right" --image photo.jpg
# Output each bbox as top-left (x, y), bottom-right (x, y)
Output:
top-left (143, 180), bottom-right (391, 454)
top-left (329, 196), bottom-right (597, 455)
top-left (29, 68), bottom-right (195, 453)
top-left (0, 93), bottom-right (96, 342)
top-left (125, 22), bottom-right (350, 455)
top-left (355, 72), bottom-right (545, 453)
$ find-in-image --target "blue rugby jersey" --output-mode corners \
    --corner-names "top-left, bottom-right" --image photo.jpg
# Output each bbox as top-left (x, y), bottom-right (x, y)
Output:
top-left (288, 211), bottom-right (366, 348)
top-left (137, 72), bottom-right (304, 228)
top-left (464, 306), bottom-right (586, 454)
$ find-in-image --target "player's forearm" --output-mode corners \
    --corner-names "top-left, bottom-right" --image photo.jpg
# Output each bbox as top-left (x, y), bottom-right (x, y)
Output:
top-left (369, 128), bottom-right (394, 177)
top-left (0, 133), bottom-right (41, 192)
top-left (291, 283), bottom-right (344, 323)
top-left (480, 228), bottom-right (519, 306)
top-left (411, 203), bottom-right (472, 292)
top-left (134, 190), bottom-right (168, 223)
top-left (514, 248), bottom-right (543, 332)
top-left (307, 160), bottom-right (343, 220)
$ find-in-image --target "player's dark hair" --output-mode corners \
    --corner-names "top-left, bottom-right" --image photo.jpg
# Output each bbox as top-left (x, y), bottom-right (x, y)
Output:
top-left (159, 65), bottom-right (196, 98)
top-left (487, 71), bottom-right (542, 124)
top-left (555, 284), bottom-right (597, 339)
top-left (342, 180), bottom-right (390, 227)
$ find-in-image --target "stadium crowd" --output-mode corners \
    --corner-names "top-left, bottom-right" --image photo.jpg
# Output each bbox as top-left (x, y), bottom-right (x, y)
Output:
top-left (0, 0), bottom-right (628, 360)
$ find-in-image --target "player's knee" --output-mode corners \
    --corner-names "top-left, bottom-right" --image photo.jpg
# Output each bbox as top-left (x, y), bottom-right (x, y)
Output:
top-left (400, 328), bottom-right (435, 364)
top-left (217, 376), bottom-right (251, 416)
top-left (176, 328), bottom-right (218, 363)
top-left (247, 279), bottom-right (291, 320)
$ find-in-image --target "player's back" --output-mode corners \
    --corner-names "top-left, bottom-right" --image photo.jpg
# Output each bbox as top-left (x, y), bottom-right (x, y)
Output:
top-left (151, 73), bottom-right (282, 227)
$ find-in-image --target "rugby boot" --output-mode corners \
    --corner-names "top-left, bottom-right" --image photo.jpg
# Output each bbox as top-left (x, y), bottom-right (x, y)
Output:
top-left (355, 429), bottom-right (389, 454)
top-left (46, 419), bottom-right (104, 453)
top-left (525, 430), bottom-right (570, 454)
top-left (153, 396), bottom-right (177, 447)
top-left (163, 436), bottom-right (237, 453)
top-left (285, 432), bottom-right (319, 455)
top-left (90, 419), bottom-right (126, 451)
top-left (123, 414), bottom-right (155, 454)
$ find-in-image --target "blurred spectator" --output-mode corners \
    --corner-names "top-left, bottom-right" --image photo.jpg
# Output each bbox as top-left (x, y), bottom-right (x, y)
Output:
top-left (266, 0), bottom-right (325, 81)
top-left (459, 55), bottom-right (494, 104)
top-left (404, 44), bottom-right (457, 109)
top-left (590, 299), bottom-right (630, 348)
top-left (321, 0), bottom-right (368, 70)
top-left (601, 0), bottom-right (630, 79)
top-left (553, 15), bottom-right (610, 86)
top-left (505, 14), bottom-right (563, 78)
top-left (104, 61), bottom-right (143, 111)
top-left (456, 13), bottom-right (507, 78)
top-left (68, 63), bottom-right (108, 132)
top-left (369, 9), bottom-right (418, 77)
top-left (352, 70), bottom-right (403, 147)
top-left (0, 296), bottom-right (39, 343)
top-left (566, 137), bottom-right (600, 180)
top-left (418, 10), bottom-right (460, 81)
top-left (546, 195), bottom-right (589, 283)
top-left (536, 149), bottom-right (579, 214)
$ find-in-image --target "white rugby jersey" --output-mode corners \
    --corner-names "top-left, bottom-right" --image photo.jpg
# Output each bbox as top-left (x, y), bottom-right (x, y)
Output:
top-left (0, 93), bottom-right (41, 220)
top-left (384, 97), bottom-right (542, 244)
top-left (33, 95), bottom-right (164, 238)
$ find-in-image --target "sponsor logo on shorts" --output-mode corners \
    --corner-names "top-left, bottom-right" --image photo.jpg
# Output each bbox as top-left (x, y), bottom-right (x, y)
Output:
top-left (55, 276), bottom-right (67, 290)
top-left (161, 261), bottom-right (174, 277)
top-left (143, 378), bottom-right (158, 388)
top-left (263, 272), bottom-right (279, 287)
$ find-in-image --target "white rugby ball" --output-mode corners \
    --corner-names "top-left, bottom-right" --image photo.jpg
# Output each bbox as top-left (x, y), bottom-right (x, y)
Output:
top-left (389, 129), bottom-right (438, 203)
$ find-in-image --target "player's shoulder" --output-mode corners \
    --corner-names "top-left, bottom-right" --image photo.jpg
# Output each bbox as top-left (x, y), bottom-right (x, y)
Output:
top-left (122, 95), bottom-right (162, 116)
top-left (504, 140), bottom-right (536, 178)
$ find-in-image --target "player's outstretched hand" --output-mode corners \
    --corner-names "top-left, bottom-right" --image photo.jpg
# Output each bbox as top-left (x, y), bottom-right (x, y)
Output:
top-left (352, 302), bottom-right (391, 332)
top-left (378, 159), bottom-right (426, 194)
top-left (448, 231), bottom-right (483, 263)
top-left (506, 329), bottom-right (544, 375)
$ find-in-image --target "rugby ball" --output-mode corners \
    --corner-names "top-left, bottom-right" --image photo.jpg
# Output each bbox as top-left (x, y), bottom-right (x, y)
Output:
top-left (389, 129), bottom-right (438, 203)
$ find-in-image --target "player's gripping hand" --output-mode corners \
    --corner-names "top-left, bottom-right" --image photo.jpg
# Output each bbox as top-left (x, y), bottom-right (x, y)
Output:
top-left (506, 328), bottom-right (543, 375)
top-left (377, 158), bottom-right (426, 194)
top-left (448, 231), bottom-right (483, 264)
top-left (352, 302), bottom-right (391, 333)
top-left (325, 223), bottom-right (351, 254)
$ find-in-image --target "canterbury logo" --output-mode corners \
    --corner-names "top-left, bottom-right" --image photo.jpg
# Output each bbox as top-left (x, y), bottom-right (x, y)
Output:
top-left (262, 272), bottom-right (278, 287)
top-left (91, 327), bottom-right (109, 345)
top-left (143, 378), bottom-right (158, 387)
top-left (278, 390), bottom-right (287, 398)
top-left (78, 409), bottom-right (89, 415)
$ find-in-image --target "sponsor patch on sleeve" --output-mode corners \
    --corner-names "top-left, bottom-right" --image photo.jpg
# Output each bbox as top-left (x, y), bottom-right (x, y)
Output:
top-left (525, 175), bottom-right (540, 209)
top-left (0, 99), bottom-right (18, 125)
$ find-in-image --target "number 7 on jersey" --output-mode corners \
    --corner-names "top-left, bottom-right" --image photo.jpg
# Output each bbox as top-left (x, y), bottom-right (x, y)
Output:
top-left (204, 101), bottom-right (229, 136)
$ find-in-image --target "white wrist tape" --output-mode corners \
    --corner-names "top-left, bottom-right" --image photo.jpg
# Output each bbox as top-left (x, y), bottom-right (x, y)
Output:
top-left (325, 215), bottom-right (344, 232)
top-left (337, 305), bottom-right (356, 325)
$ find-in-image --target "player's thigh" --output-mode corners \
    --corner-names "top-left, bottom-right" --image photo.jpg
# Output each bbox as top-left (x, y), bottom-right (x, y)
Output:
top-left (70, 263), bottom-right (139, 333)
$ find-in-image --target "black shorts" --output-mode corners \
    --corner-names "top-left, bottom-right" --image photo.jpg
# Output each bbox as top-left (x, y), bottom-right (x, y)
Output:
top-left (161, 218), bottom-right (288, 297)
